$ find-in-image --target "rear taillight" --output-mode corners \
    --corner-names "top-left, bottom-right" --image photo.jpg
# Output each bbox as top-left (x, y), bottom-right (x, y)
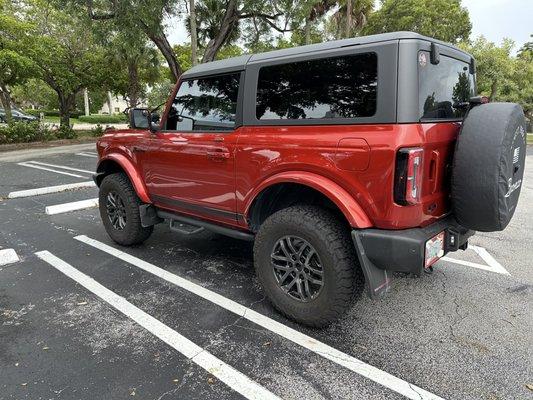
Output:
top-left (394, 148), bottom-right (424, 205)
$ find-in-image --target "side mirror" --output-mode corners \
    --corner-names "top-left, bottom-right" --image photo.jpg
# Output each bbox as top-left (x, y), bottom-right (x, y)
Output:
top-left (129, 108), bottom-right (150, 129)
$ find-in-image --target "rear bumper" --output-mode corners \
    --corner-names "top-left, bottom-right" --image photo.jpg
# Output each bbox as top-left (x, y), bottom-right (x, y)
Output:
top-left (353, 216), bottom-right (475, 275)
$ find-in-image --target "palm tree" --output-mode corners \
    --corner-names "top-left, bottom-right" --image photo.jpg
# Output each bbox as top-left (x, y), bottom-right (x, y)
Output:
top-left (331, 0), bottom-right (373, 39)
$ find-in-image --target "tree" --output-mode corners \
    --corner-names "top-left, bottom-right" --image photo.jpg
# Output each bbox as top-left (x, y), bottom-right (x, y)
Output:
top-left (460, 36), bottom-right (533, 121)
top-left (501, 39), bottom-right (533, 121)
top-left (364, 0), bottom-right (471, 43)
top-left (0, 1), bottom-right (35, 123)
top-left (327, 0), bottom-right (373, 40)
top-left (11, 79), bottom-right (58, 110)
top-left (459, 37), bottom-right (514, 101)
top-left (80, 0), bottom-right (183, 80)
top-left (189, 0), bottom-right (199, 66)
top-left (195, 0), bottom-right (293, 62)
top-left (20, 1), bottom-right (111, 127)
top-left (102, 30), bottom-right (162, 109)
top-left (302, 1), bottom-right (337, 45)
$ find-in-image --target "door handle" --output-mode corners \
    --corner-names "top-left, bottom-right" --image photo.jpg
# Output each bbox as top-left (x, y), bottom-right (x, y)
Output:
top-left (207, 148), bottom-right (230, 161)
top-left (169, 137), bottom-right (188, 145)
top-left (132, 146), bottom-right (146, 153)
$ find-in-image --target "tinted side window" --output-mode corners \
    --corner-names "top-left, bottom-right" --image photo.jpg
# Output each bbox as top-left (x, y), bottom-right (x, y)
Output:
top-left (256, 53), bottom-right (377, 121)
top-left (166, 73), bottom-right (240, 131)
top-left (418, 52), bottom-right (475, 120)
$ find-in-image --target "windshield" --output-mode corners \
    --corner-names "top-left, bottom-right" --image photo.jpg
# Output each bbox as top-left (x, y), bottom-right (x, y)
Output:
top-left (418, 52), bottom-right (475, 120)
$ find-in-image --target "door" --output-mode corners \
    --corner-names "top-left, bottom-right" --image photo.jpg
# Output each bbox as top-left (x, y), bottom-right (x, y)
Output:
top-left (144, 72), bottom-right (242, 224)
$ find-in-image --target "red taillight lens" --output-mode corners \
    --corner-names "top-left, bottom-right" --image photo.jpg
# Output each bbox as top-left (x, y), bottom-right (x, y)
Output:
top-left (394, 148), bottom-right (424, 205)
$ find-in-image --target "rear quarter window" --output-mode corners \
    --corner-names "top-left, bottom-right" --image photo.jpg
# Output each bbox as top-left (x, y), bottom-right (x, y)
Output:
top-left (418, 52), bottom-right (475, 120)
top-left (256, 53), bottom-right (378, 121)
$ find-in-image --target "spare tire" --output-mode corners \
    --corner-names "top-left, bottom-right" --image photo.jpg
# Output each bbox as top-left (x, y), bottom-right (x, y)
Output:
top-left (452, 103), bottom-right (527, 232)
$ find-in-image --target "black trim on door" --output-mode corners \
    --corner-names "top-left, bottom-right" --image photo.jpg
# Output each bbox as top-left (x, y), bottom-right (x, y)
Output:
top-left (151, 194), bottom-right (240, 221)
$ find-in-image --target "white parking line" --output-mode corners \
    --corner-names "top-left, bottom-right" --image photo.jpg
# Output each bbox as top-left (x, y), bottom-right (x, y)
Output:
top-left (45, 198), bottom-right (99, 215)
top-left (0, 249), bottom-right (19, 266)
top-left (26, 161), bottom-right (94, 175)
top-left (17, 162), bottom-right (86, 178)
top-left (76, 152), bottom-right (98, 158)
top-left (35, 251), bottom-right (280, 400)
top-left (8, 181), bottom-right (96, 199)
top-left (441, 245), bottom-right (509, 275)
top-left (75, 235), bottom-right (444, 400)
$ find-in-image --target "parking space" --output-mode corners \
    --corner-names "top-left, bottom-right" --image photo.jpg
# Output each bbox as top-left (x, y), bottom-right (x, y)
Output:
top-left (1, 146), bottom-right (532, 400)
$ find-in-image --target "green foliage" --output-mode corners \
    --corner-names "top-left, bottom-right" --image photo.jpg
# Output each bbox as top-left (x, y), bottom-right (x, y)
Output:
top-left (75, 89), bottom-right (107, 114)
top-left (459, 37), bottom-right (533, 119)
top-left (364, 0), bottom-right (471, 43)
top-left (14, 1), bottom-right (113, 126)
top-left (55, 125), bottom-right (77, 139)
top-left (11, 79), bottom-right (58, 110)
top-left (78, 114), bottom-right (127, 124)
top-left (24, 109), bottom-right (82, 119)
top-left (146, 81), bottom-right (175, 109)
top-left (0, 121), bottom-right (54, 144)
top-left (90, 124), bottom-right (105, 137)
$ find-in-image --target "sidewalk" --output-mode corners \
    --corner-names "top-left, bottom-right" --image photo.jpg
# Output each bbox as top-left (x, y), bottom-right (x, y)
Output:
top-left (0, 142), bottom-right (96, 162)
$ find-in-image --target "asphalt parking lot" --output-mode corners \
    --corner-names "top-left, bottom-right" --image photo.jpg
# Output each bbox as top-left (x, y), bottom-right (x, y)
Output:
top-left (0, 145), bottom-right (532, 400)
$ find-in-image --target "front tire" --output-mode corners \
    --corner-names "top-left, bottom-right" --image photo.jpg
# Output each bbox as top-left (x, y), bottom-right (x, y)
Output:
top-left (99, 173), bottom-right (153, 246)
top-left (253, 205), bottom-right (363, 327)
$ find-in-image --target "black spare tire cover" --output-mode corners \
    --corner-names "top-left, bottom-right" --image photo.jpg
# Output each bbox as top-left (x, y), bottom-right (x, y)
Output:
top-left (452, 103), bottom-right (527, 232)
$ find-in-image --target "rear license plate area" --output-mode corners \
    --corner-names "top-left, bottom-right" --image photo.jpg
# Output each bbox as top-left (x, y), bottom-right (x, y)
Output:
top-left (425, 231), bottom-right (445, 268)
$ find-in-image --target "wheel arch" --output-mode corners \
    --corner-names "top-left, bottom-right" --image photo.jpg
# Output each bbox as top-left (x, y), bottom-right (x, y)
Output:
top-left (96, 154), bottom-right (151, 204)
top-left (245, 172), bottom-right (372, 232)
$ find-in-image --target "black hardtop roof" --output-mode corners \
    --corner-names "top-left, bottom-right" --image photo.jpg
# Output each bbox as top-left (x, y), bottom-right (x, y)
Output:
top-left (181, 31), bottom-right (471, 79)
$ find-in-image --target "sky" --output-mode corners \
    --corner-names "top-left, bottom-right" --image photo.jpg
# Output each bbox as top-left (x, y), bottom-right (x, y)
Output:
top-left (167, 0), bottom-right (532, 53)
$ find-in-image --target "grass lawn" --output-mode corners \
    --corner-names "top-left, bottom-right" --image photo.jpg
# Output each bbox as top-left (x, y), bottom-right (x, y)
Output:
top-left (528, 133), bottom-right (533, 145)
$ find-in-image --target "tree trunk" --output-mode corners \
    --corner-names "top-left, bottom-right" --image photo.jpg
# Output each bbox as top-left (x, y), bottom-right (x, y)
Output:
top-left (189, 0), bottom-right (198, 66)
top-left (0, 84), bottom-right (13, 124)
top-left (83, 88), bottom-right (90, 116)
top-left (145, 29), bottom-right (182, 81)
top-left (107, 92), bottom-right (113, 114)
top-left (127, 61), bottom-right (140, 108)
top-left (58, 92), bottom-right (76, 128)
top-left (489, 80), bottom-right (498, 102)
top-left (304, 18), bottom-right (311, 45)
top-left (202, 0), bottom-right (239, 63)
top-left (345, 0), bottom-right (352, 38)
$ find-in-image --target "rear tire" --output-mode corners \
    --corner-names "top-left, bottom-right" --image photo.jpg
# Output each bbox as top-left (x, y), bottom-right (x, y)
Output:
top-left (99, 173), bottom-right (153, 246)
top-left (253, 205), bottom-right (363, 327)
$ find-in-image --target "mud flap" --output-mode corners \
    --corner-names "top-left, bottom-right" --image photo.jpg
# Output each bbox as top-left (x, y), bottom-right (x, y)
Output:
top-left (351, 231), bottom-right (391, 298)
top-left (139, 204), bottom-right (163, 227)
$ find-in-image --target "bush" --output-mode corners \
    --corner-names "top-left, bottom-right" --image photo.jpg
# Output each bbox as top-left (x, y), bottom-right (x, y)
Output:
top-left (0, 122), bottom-right (54, 144)
top-left (78, 114), bottom-right (127, 124)
top-left (91, 124), bottom-right (105, 137)
top-left (55, 125), bottom-right (77, 139)
top-left (24, 109), bottom-right (82, 119)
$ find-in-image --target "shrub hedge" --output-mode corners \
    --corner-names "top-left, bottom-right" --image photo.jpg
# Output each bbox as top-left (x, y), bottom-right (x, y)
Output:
top-left (0, 122), bottom-right (56, 144)
top-left (24, 109), bottom-right (83, 119)
top-left (78, 114), bottom-right (127, 124)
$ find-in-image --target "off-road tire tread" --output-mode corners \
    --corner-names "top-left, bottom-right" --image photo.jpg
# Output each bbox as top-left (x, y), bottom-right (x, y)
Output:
top-left (254, 205), bottom-right (364, 327)
top-left (99, 173), bottom-right (153, 246)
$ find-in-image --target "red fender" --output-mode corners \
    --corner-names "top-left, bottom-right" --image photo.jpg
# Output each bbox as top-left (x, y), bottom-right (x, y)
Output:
top-left (244, 172), bottom-right (372, 229)
top-left (98, 153), bottom-right (151, 204)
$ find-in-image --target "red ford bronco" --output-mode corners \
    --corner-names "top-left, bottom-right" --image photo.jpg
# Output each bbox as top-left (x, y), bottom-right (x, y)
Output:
top-left (94, 32), bottom-right (527, 327)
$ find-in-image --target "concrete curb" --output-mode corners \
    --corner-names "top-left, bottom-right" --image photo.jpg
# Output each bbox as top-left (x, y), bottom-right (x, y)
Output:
top-left (0, 143), bottom-right (96, 162)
